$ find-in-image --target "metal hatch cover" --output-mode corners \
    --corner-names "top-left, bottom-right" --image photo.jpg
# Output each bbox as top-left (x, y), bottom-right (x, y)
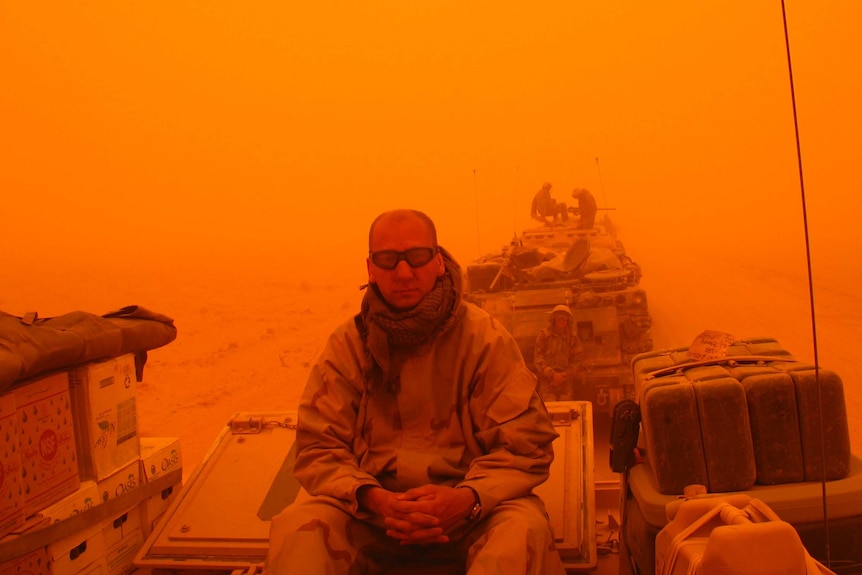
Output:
top-left (135, 412), bottom-right (299, 571)
top-left (136, 405), bottom-right (596, 573)
top-left (536, 401), bottom-right (597, 571)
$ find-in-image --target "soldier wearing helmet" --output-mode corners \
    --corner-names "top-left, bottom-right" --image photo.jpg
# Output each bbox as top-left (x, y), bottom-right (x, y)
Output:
top-left (569, 188), bottom-right (597, 230)
top-left (530, 182), bottom-right (569, 225)
top-left (533, 304), bottom-right (585, 401)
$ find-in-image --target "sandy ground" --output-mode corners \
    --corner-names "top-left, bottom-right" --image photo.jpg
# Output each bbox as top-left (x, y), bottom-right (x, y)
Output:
top-left (133, 269), bottom-right (367, 478)
top-left (3, 241), bottom-right (860, 484)
top-left (140, 254), bottom-right (862, 482)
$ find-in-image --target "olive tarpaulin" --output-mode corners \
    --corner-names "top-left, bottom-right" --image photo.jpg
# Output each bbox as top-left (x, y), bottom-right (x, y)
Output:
top-left (0, 305), bottom-right (177, 391)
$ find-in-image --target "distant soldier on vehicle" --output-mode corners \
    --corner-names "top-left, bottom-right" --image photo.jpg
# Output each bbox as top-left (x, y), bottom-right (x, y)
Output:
top-left (531, 182), bottom-right (569, 224)
top-left (533, 304), bottom-right (585, 401)
top-left (570, 188), bottom-right (597, 229)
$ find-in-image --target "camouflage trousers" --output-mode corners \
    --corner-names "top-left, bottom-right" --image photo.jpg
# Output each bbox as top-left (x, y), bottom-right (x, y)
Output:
top-left (538, 374), bottom-right (580, 403)
top-left (538, 372), bottom-right (589, 403)
top-left (265, 489), bottom-right (566, 575)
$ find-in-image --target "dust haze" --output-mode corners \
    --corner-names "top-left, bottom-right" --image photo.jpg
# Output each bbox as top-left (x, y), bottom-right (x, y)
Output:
top-left (2, 2), bottom-right (861, 464)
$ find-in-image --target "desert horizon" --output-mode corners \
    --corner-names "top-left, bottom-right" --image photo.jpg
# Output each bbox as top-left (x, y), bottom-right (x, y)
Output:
top-left (3, 211), bottom-right (859, 480)
top-left (2, 0), bottom-right (861, 479)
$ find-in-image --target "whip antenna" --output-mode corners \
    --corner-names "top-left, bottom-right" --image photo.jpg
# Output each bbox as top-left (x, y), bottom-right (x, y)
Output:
top-left (780, 0), bottom-right (829, 567)
top-left (473, 169), bottom-right (481, 256)
top-left (514, 166), bottom-right (519, 237)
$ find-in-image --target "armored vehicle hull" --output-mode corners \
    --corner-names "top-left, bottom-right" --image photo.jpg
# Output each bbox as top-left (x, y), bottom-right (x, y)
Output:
top-left (464, 216), bottom-right (653, 414)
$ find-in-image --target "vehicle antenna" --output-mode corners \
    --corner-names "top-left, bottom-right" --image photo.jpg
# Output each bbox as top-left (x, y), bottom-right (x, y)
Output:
top-left (513, 165), bottom-right (519, 237)
top-left (780, 0), bottom-right (829, 567)
top-left (473, 168), bottom-right (481, 256)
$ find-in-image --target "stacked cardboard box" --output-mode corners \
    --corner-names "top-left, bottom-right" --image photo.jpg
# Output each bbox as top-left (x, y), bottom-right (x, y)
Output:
top-left (0, 354), bottom-right (183, 575)
top-left (0, 546), bottom-right (51, 575)
top-left (0, 392), bottom-right (24, 538)
top-left (138, 437), bottom-right (182, 538)
top-left (49, 522), bottom-right (106, 575)
top-left (13, 372), bottom-right (80, 520)
top-left (101, 506), bottom-right (144, 575)
top-left (37, 481), bottom-right (99, 524)
top-left (69, 355), bottom-right (141, 484)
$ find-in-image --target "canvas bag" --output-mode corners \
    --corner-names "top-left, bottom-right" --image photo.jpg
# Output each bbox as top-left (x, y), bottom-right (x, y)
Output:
top-left (655, 496), bottom-right (835, 575)
top-left (0, 305), bottom-right (177, 390)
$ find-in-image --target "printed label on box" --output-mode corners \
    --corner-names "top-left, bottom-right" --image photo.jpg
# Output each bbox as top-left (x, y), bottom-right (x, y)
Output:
top-left (70, 355), bottom-right (141, 481)
top-left (139, 437), bottom-right (182, 483)
top-left (14, 372), bottom-right (80, 517)
top-left (96, 460), bottom-right (140, 505)
top-left (38, 480), bottom-right (99, 524)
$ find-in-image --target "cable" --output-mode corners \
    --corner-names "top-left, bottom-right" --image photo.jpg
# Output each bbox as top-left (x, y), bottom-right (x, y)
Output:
top-left (780, 0), bottom-right (830, 567)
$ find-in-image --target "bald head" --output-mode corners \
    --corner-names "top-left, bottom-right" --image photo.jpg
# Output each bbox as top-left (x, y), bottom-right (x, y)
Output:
top-left (368, 209), bottom-right (438, 252)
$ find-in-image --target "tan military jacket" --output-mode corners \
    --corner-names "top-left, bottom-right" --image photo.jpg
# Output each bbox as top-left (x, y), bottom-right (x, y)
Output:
top-left (534, 325), bottom-right (585, 382)
top-left (293, 301), bottom-right (558, 520)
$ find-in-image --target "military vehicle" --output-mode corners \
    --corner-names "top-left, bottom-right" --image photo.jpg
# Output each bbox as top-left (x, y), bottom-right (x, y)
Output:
top-left (463, 213), bottom-right (653, 415)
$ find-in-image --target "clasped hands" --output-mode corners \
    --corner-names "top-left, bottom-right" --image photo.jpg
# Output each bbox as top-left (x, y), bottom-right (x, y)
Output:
top-left (358, 484), bottom-right (475, 545)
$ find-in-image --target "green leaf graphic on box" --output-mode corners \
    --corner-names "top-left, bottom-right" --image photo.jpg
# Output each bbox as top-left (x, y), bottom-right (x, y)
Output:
top-left (94, 420), bottom-right (113, 448)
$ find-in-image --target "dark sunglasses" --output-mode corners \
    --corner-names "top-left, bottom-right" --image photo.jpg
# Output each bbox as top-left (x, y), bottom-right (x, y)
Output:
top-left (369, 247), bottom-right (438, 270)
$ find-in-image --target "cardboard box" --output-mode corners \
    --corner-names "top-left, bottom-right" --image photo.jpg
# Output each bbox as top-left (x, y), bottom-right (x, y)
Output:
top-left (0, 392), bottom-right (24, 538)
top-left (138, 437), bottom-right (181, 484)
top-left (101, 506), bottom-right (144, 575)
top-left (95, 460), bottom-right (139, 505)
top-left (50, 521), bottom-right (106, 575)
top-left (140, 483), bottom-right (180, 539)
top-left (75, 560), bottom-right (109, 575)
top-left (2, 514), bottom-right (50, 537)
top-left (13, 372), bottom-right (80, 518)
top-left (69, 355), bottom-right (141, 481)
top-left (0, 545), bottom-right (51, 575)
top-left (37, 480), bottom-right (99, 524)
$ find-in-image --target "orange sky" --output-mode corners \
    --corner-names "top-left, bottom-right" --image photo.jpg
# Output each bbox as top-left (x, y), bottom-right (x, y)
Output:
top-left (2, 2), bottom-right (860, 326)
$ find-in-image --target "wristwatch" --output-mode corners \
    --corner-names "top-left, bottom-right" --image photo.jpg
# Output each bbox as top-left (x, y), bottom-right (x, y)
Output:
top-left (459, 486), bottom-right (482, 522)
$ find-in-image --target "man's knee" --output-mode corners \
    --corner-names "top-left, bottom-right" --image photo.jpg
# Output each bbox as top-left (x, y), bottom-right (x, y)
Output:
top-left (483, 496), bottom-right (554, 538)
top-left (271, 493), bottom-right (348, 532)
top-left (464, 497), bottom-right (562, 573)
top-left (267, 493), bottom-right (361, 574)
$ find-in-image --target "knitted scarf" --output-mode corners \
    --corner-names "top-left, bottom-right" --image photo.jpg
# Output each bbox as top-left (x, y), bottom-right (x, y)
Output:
top-left (358, 246), bottom-right (462, 392)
